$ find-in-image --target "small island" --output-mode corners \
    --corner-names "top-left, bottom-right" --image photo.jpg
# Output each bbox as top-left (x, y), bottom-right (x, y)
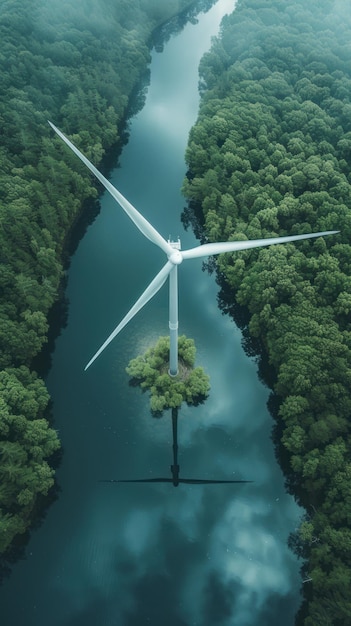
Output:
top-left (126, 335), bottom-right (210, 414)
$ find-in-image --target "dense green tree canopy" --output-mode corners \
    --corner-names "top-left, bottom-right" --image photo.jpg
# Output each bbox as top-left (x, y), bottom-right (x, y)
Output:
top-left (183, 1), bottom-right (351, 623)
top-left (0, 0), bottom-right (200, 555)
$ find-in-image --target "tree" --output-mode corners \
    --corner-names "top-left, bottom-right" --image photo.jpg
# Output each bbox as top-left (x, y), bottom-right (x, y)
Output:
top-left (182, 1), bottom-right (351, 622)
top-left (126, 336), bottom-right (210, 414)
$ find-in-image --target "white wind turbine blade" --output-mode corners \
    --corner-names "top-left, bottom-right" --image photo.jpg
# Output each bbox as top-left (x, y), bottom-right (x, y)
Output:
top-left (48, 122), bottom-right (173, 256)
top-left (182, 231), bottom-right (339, 260)
top-left (85, 261), bottom-right (173, 370)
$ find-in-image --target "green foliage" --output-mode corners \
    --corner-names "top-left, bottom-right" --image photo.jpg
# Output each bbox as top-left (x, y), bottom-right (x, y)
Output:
top-left (0, 0), bottom-right (197, 555)
top-left (0, 367), bottom-right (60, 553)
top-left (126, 336), bottom-right (210, 414)
top-left (183, 0), bottom-right (351, 623)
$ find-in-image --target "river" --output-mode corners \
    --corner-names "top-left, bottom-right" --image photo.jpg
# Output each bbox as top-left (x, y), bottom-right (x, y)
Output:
top-left (0, 1), bottom-right (303, 625)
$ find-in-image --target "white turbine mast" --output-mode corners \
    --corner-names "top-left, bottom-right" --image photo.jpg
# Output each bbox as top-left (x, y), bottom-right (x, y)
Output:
top-left (49, 122), bottom-right (339, 376)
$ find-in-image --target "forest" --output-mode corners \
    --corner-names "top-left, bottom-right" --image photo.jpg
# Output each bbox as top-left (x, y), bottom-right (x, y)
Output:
top-left (182, 0), bottom-right (351, 624)
top-left (0, 0), bottom-right (201, 556)
top-left (1, 0), bottom-right (350, 623)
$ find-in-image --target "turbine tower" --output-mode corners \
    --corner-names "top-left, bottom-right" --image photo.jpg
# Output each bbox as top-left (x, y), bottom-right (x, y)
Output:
top-left (49, 122), bottom-right (338, 376)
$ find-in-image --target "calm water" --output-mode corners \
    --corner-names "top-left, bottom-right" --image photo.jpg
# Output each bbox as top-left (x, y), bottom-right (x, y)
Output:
top-left (0, 2), bottom-right (303, 624)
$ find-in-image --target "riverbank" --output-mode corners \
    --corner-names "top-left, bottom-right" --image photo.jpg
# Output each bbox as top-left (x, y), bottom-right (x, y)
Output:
top-left (0, 0), bottom-right (215, 558)
top-left (182, 1), bottom-right (351, 624)
top-left (0, 4), bottom-right (305, 624)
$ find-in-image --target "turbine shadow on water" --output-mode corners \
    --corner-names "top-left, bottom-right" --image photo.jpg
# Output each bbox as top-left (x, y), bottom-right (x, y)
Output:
top-left (99, 408), bottom-right (253, 487)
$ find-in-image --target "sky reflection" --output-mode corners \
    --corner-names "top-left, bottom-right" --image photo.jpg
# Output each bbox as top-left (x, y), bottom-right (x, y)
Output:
top-left (0, 2), bottom-right (303, 625)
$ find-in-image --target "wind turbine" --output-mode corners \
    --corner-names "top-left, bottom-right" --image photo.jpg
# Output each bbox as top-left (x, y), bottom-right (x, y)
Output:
top-left (99, 409), bottom-right (252, 487)
top-left (49, 122), bottom-right (339, 375)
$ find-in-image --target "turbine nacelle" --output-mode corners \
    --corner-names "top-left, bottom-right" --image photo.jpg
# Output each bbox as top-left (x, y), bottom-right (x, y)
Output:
top-left (167, 237), bottom-right (183, 265)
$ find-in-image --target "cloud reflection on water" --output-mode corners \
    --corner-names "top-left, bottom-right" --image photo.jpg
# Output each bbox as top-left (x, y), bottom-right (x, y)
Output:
top-left (98, 487), bottom-right (301, 626)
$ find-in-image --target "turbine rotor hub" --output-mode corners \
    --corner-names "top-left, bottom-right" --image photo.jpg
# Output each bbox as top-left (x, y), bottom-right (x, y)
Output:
top-left (169, 249), bottom-right (183, 265)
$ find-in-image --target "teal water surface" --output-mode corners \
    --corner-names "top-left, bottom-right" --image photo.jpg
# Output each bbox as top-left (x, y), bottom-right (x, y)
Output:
top-left (0, 2), bottom-right (303, 625)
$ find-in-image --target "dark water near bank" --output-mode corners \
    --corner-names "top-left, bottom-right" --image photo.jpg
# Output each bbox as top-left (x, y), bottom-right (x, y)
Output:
top-left (0, 2), bottom-right (303, 624)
